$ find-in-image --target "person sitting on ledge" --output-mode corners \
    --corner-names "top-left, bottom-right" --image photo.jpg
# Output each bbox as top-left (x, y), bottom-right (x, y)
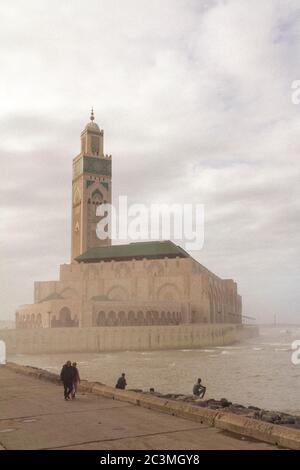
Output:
top-left (115, 372), bottom-right (127, 390)
top-left (193, 378), bottom-right (206, 398)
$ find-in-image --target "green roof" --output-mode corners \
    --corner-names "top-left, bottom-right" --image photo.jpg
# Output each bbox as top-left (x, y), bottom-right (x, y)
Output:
top-left (75, 240), bottom-right (190, 263)
top-left (38, 292), bottom-right (63, 303)
top-left (90, 295), bottom-right (109, 301)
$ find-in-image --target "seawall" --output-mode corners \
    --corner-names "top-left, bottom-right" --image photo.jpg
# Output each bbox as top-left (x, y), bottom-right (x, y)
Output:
top-left (3, 362), bottom-right (300, 450)
top-left (0, 324), bottom-right (258, 355)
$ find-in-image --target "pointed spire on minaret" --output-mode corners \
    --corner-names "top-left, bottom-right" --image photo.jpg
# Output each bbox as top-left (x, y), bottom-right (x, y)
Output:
top-left (82, 108), bottom-right (101, 136)
top-left (90, 107), bottom-right (95, 122)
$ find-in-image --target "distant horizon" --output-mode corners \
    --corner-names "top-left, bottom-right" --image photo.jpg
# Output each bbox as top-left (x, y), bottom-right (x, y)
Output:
top-left (1, 320), bottom-right (300, 329)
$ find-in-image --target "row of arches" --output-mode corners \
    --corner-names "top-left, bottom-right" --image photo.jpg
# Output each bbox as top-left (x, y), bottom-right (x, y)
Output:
top-left (90, 283), bottom-right (181, 303)
top-left (16, 308), bottom-right (79, 329)
top-left (93, 310), bottom-right (182, 327)
top-left (16, 312), bottom-right (42, 329)
top-left (51, 307), bottom-right (79, 328)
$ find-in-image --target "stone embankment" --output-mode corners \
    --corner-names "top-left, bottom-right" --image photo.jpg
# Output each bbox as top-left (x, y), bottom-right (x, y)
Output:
top-left (137, 392), bottom-right (300, 429)
top-left (0, 324), bottom-right (258, 354)
top-left (4, 362), bottom-right (300, 450)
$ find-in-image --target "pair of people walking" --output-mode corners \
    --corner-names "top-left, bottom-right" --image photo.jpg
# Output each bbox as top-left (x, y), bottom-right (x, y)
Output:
top-left (60, 361), bottom-right (80, 400)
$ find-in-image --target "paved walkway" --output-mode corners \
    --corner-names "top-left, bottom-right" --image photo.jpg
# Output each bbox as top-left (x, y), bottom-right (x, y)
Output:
top-left (0, 367), bottom-right (276, 450)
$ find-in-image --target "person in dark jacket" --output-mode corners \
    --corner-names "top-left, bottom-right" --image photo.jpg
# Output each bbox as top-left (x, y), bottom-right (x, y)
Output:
top-left (193, 378), bottom-right (206, 398)
top-left (60, 361), bottom-right (75, 400)
top-left (115, 372), bottom-right (127, 390)
top-left (71, 362), bottom-right (80, 399)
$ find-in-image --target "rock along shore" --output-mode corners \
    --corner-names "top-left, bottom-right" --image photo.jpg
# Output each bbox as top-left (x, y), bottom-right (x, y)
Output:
top-left (137, 392), bottom-right (300, 429)
top-left (4, 362), bottom-right (300, 450)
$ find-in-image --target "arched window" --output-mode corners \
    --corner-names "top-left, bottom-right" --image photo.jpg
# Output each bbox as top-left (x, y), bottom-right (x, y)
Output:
top-left (37, 313), bottom-right (42, 327)
top-left (118, 311), bottom-right (126, 326)
top-left (51, 307), bottom-right (78, 327)
top-left (161, 311), bottom-right (167, 325)
top-left (137, 311), bottom-right (144, 325)
top-left (96, 311), bottom-right (106, 326)
top-left (146, 311), bottom-right (152, 325)
top-left (107, 311), bottom-right (117, 326)
top-left (152, 311), bottom-right (159, 325)
top-left (128, 311), bottom-right (136, 325)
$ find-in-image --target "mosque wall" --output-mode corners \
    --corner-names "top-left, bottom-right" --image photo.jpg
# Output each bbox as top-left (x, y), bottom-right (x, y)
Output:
top-left (0, 324), bottom-right (258, 355)
top-left (16, 256), bottom-right (242, 329)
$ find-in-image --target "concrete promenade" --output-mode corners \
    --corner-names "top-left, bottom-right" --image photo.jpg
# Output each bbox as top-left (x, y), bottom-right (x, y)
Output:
top-left (0, 366), bottom-right (275, 450)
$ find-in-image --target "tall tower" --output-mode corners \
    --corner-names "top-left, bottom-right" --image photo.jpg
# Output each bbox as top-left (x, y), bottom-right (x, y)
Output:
top-left (71, 110), bottom-right (112, 260)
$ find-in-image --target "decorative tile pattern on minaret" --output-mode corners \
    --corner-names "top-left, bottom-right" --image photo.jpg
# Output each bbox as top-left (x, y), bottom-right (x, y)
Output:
top-left (71, 110), bottom-right (112, 260)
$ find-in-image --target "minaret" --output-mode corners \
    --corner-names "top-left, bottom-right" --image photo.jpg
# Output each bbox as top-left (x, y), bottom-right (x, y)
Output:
top-left (71, 110), bottom-right (112, 260)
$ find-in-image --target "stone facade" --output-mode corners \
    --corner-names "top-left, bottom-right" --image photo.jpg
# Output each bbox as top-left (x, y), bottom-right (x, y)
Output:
top-left (15, 112), bottom-right (242, 330)
top-left (16, 255), bottom-right (242, 328)
top-left (1, 324), bottom-right (254, 355)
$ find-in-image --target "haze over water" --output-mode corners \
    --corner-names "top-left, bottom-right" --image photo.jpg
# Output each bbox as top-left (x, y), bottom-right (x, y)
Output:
top-left (9, 327), bottom-right (300, 415)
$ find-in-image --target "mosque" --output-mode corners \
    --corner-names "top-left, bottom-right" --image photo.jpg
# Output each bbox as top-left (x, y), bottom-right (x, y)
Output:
top-left (16, 112), bottom-right (242, 329)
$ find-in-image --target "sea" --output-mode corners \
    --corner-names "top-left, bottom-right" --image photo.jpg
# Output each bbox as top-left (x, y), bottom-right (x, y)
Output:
top-left (7, 326), bottom-right (300, 415)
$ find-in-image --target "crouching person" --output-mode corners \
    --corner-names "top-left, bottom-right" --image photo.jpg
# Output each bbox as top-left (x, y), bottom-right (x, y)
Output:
top-left (193, 378), bottom-right (206, 398)
top-left (115, 372), bottom-right (127, 390)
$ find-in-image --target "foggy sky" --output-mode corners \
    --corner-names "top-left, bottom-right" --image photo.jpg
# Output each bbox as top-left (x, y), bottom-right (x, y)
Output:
top-left (1, 0), bottom-right (300, 323)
